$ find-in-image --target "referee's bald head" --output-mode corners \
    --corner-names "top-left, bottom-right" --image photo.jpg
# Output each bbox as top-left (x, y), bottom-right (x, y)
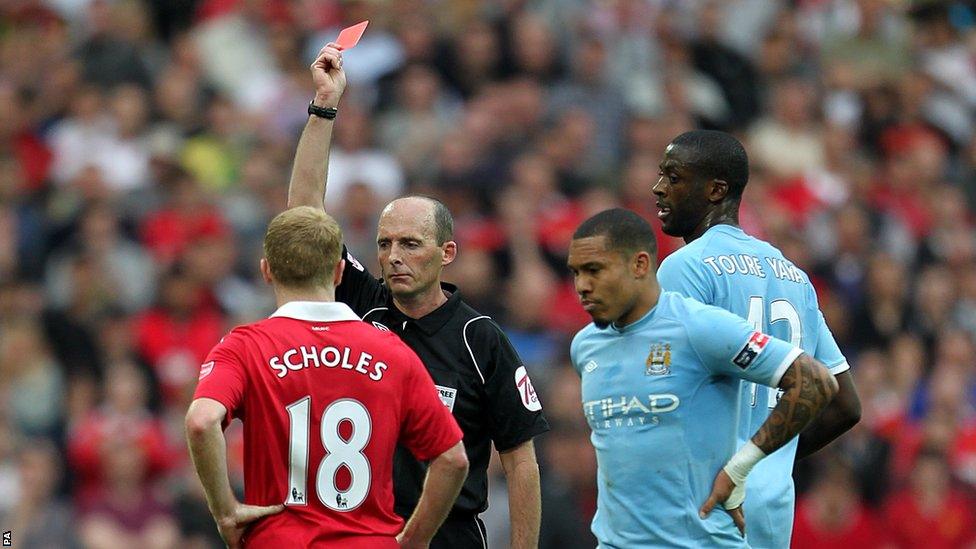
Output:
top-left (382, 196), bottom-right (454, 245)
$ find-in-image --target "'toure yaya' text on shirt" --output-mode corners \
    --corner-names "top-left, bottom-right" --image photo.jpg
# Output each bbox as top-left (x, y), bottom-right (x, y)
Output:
top-left (702, 254), bottom-right (804, 283)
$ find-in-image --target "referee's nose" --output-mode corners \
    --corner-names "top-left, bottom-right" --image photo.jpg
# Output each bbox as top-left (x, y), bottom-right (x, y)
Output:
top-left (388, 243), bottom-right (404, 266)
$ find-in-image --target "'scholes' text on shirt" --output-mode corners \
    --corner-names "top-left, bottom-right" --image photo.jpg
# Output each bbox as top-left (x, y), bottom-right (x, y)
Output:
top-left (269, 345), bottom-right (387, 381)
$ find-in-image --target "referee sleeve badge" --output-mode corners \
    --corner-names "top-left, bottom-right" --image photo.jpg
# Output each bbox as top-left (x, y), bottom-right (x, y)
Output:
top-left (346, 252), bottom-right (366, 272)
top-left (515, 366), bottom-right (542, 411)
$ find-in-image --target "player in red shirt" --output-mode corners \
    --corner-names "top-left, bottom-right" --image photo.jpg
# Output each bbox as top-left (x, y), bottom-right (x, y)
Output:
top-left (185, 206), bottom-right (468, 548)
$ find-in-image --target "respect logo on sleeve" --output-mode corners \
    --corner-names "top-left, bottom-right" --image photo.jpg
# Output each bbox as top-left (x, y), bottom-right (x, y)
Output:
top-left (733, 332), bottom-right (770, 369)
top-left (199, 361), bottom-right (215, 380)
top-left (515, 366), bottom-right (542, 411)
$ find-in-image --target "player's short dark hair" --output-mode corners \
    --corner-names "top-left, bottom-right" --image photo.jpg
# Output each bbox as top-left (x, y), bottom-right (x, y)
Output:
top-left (671, 130), bottom-right (749, 199)
top-left (405, 194), bottom-right (454, 245)
top-left (573, 208), bottom-right (657, 258)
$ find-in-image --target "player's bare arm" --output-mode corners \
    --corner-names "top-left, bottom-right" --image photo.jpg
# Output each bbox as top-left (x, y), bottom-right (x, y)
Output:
top-left (499, 439), bottom-right (542, 549)
top-left (795, 370), bottom-right (860, 460)
top-left (700, 353), bottom-right (837, 532)
top-left (287, 42), bottom-right (346, 211)
top-left (754, 353), bottom-right (839, 454)
top-left (397, 441), bottom-right (469, 548)
top-left (185, 398), bottom-right (284, 549)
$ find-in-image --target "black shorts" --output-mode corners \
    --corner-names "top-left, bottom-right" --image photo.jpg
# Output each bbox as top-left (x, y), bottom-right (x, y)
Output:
top-left (430, 516), bottom-right (488, 549)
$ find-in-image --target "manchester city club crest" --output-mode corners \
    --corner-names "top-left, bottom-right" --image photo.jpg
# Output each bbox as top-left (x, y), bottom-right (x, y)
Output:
top-left (645, 343), bottom-right (671, 376)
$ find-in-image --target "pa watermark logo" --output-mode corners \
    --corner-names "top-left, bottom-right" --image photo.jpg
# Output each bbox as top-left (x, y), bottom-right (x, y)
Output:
top-left (3, 530), bottom-right (11, 547)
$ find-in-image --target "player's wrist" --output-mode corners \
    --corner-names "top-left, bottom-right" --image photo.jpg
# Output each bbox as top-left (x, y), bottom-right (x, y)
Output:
top-left (312, 92), bottom-right (341, 109)
top-left (211, 498), bottom-right (241, 525)
top-left (215, 511), bottom-right (237, 530)
top-left (398, 520), bottom-right (434, 546)
top-left (396, 532), bottom-right (429, 548)
top-left (723, 441), bottom-right (766, 486)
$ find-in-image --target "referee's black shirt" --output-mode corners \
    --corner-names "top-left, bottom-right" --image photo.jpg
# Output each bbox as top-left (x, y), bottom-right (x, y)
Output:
top-left (336, 247), bottom-right (550, 519)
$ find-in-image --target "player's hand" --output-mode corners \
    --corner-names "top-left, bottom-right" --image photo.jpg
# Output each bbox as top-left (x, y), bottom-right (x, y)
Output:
top-left (216, 502), bottom-right (285, 548)
top-left (310, 42), bottom-right (346, 109)
top-left (699, 469), bottom-right (746, 537)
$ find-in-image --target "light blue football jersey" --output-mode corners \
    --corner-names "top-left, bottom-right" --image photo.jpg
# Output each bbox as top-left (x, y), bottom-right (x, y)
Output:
top-left (658, 224), bottom-right (849, 549)
top-left (570, 291), bottom-right (802, 549)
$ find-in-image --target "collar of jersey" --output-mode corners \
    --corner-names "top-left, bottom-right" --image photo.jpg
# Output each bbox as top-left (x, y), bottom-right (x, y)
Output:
top-left (704, 223), bottom-right (745, 239)
top-left (608, 295), bottom-right (661, 334)
top-left (387, 282), bottom-right (461, 335)
top-left (270, 301), bottom-right (360, 322)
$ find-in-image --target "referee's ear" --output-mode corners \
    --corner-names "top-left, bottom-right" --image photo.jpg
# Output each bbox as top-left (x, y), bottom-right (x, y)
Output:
top-left (441, 240), bottom-right (457, 266)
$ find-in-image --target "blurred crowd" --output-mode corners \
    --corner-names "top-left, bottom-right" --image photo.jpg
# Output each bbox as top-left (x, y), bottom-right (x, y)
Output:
top-left (2, 0), bottom-right (976, 547)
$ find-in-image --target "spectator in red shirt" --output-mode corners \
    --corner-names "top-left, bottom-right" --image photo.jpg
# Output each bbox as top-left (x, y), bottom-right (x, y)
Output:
top-left (134, 263), bottom-right (224, 407)
top-left (139, 167), bottom-right (228, 267)
top-left (0, 81), bottom-right (52, 191)
top-left (67, 361), bottom-right (172, 507)
top-left (883, 447), bottom-right (976, 548)
top-left (77, 438), bottom-right (179, 549)
top-left (792, 460), bottom-right (886, 548)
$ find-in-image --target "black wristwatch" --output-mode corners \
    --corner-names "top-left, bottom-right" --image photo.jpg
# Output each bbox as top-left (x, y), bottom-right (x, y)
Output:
top-left (308, 100), bottom-right (338, 120)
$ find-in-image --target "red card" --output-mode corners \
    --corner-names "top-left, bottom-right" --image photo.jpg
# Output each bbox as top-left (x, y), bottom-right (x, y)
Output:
top-left (336, 20), bottom-right (369, 50)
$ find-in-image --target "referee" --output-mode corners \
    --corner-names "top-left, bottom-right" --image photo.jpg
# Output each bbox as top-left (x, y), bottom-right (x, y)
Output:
top-left (287, 43), bottom-right (549, 548)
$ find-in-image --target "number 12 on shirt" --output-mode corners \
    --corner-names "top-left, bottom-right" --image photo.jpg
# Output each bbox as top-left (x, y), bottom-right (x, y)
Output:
top-left (746, 296), bottom-right (800, 409)
top-left (285, 397), bottom-right (373, 512)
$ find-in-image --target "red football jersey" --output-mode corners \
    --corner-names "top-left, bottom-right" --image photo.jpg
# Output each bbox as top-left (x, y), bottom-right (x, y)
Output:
top-left (193, 301), bottom-right (463, 548)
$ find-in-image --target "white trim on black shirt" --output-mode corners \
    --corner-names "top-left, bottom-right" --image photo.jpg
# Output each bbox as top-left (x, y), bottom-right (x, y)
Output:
top-left (462, 316), bottom-right (491, 384)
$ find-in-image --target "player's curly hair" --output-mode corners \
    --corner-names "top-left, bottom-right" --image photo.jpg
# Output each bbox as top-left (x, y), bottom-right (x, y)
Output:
top-left (264, 206), bottom-right (343, 288)
top-left (670, 130), bottom-right (750, 199)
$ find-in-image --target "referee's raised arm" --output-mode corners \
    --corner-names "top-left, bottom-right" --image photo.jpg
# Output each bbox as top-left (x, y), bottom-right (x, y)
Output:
top-left (284, 41), bottom-right (548, 549)
top-left (287, 42), bottom-right (346, 211)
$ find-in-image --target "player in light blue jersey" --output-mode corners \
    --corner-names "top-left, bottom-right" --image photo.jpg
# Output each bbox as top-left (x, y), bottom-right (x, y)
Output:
top-left (654, 130), bottom-right (861, 548)
top-left (567, 209), bottom-right (838, 548)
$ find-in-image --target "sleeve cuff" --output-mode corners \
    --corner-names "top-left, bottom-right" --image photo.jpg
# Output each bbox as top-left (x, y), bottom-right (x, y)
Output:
top-left (493, 418), bottom-right (550, 453)
top-left (190, 395), bottom-right (235, 429)
top-left (828, 361), bottom-right (851, 375)
top-left (412, 429), bottom-right (463, 462)
top-left (769, 347), bottom-right (803, 388)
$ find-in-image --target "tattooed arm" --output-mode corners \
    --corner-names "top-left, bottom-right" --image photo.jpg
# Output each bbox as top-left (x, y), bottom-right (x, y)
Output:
top-left (700, 353), bottom-right (838, 528)
top-left (795, 370), bottom-right (860, 459)
top-left (753, 353), bottom-right (839, 454)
